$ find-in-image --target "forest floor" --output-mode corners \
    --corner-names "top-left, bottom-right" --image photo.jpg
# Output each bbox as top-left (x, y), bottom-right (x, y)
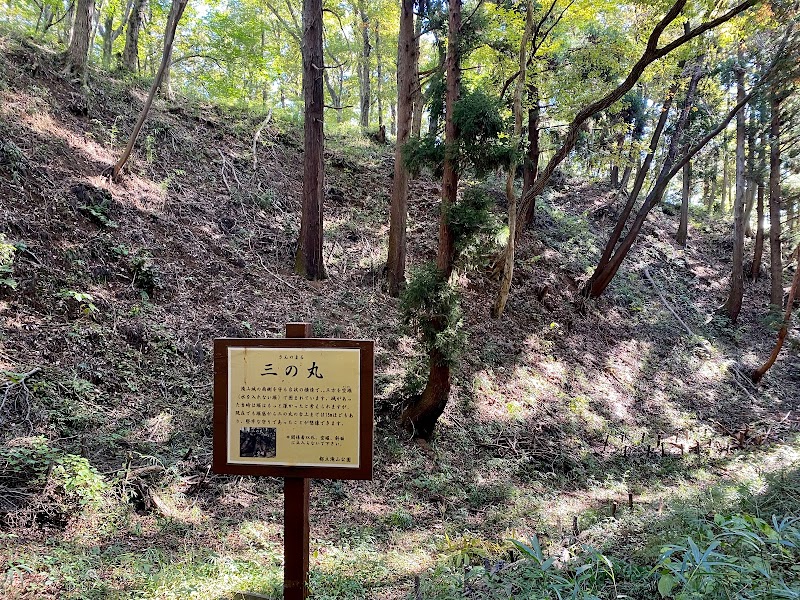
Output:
top-left (1, 32), bottom-right (800, 600)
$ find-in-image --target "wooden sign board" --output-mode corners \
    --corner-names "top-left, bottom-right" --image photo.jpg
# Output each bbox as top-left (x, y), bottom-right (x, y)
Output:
top-left (213, 337), bottom-right (374, 480)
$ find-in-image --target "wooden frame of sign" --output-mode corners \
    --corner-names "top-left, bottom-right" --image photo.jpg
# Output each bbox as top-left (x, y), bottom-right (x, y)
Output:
top-left (213, 324), bottom-right (374, 600)
top-left (213, 334), bottom-right (374, 480)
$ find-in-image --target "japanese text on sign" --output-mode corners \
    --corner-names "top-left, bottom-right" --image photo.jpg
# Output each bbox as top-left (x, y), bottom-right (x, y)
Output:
top-left (227, 347), bottom-right (360, 468)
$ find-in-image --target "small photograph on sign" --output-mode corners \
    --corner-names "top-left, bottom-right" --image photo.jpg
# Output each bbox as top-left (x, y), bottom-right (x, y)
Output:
top-left (240, 427), bottom-right (277, 458)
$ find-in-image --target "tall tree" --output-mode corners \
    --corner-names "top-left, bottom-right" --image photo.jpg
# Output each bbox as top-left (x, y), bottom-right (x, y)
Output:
top-left (400, 0), bottom-right (461, 439)
top-left (386, 0), bottom-right (415, 296)
top-left (768, 80), bottom-right (784, 307)
top-left (586, 63), bottom-right (703, 298)
top-left (295, 0), bottom-right (326, 280)
top-left (122, 0), bottom-right (146, 71)
top-left (722, 47), bottom-right (747, 322)
top-left (357, 0), bottom-right (371, 128)
top-left (111, 0), bottom-right (188, 178)
top-left (492, 0), bottom-right (534, 319)
top-left (64, 0), bottom-right (95, 83)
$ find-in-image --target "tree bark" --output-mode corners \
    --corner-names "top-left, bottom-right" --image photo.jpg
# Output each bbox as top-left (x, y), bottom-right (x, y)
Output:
top-left (111, 0), bottom-right (187, 178)
top-left (584, 80), bottom-right (678, 295)
top-left (752, 250), bottom-right (800, 383)
top-left (122, 0), bottom-right (145, 72)
top-left (587, 65), bottom-right (702, 298)
top-left (493, 0), bottom-right (534, 319)
top-left (295, 0), bottom-right (326, 280)
top-left (375, 23), bottom-right (383, 129)
top-left (410, 13), bottom-right (423, 138)
top-left (676, 157), bottom-right (690, 246)
top-left (722, 51), bottom-right (747, 323)
top-left (721, 134), bottom-right (730, 213)
top-left (751, 174), bottom-right (765, 280)
top-left (521, 83), bottom-right (540, 209)
top-left (357, 1), bottom-right (371, 129)
top-left (386, 0), bottom-right (415, 296)
top-left (64, 0), bottom-right (95, 84)
top-left (401, 0), bottom-right (461, 439)
top-left (769, 83), bottom-right (783, 307)
top-left (743, 109), bottom-right (757, 238)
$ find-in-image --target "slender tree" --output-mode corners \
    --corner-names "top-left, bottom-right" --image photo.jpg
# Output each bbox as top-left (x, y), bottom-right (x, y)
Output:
top-left (723, 47), bottom-right (747, 322)
top-left (295, 0), bottom-right (326, 279)
top-left (752, 248), bottom-right (800, 383)
top-left (400, 0), bottom-right (461, 439)
top-left (386, 0), bottom-right (415, 296)
top-left (111, 0), bottom-right (188, 178)
top-left (676, 158), bottom-right (691, 246)
top-left (769, 80), bottom-right (784, 306)
top-left (493, 0), bottom-right (534, 319)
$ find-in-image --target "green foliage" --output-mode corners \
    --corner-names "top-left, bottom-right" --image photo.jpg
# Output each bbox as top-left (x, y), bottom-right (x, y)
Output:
top-left (0, 138), bottom-right (27, 183)
top-left (403, 89), bottom-right (514, 178)
top-left (59, 289), bottom-right (99, 317)
top-left (445, 185), bottom-right (501, 270)
top-left (78, 192), bottom-right (118, 229)
top-left (129, 252), bottom-right (162, 297)
top-left (0, 233), bottom-right (18, 290)
top-left (400, 263), bottom-right (466, 367)
top-left (402, 133), bottom-right (443, 178)
top-left (655, 514), bottom-right (800, 599)
top-left (0, 437), bottom-right (107, 508)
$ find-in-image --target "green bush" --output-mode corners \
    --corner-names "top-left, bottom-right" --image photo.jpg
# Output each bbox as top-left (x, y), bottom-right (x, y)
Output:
top-left (400, 263), bottom-right (465, 368)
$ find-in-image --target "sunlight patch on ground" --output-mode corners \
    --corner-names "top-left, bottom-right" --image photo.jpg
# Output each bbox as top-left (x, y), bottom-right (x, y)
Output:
top-left (95, 173), bottom-right (168, 214)
top-left (21, 111), bottom-right (115, 166)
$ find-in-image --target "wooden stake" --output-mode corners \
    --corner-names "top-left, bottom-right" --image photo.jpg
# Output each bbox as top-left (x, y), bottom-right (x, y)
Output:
top-left (628, 492), bottom-right (633, 509)
top-left (572, 515), bottom-right (579, 537)
top-left (611, 501), bottom-right (618, 519)
top-left (284, 322), bottom-right (312, 600)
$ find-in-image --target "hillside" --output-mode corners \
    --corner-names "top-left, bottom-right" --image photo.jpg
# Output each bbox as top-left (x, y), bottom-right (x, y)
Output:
top-left (2, 33), bottom-right (800, 600)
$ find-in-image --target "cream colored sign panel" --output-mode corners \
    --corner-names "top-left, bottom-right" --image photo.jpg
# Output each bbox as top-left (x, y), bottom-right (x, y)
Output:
top-left (227, 347), bottom-right (361, 468)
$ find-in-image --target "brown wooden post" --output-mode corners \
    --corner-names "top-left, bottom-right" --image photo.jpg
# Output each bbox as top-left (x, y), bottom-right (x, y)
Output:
top-left (284, 322), bottom-right (312, 600)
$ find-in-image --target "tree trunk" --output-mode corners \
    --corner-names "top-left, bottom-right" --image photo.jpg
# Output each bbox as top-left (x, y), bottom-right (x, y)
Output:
top-left (111, 0), bottom-right (187, 178)
top-left (751, 175), bottom-right (765, 280)
top-left (296, 0), bottom-right (326, 280)
top-left (60, 0), bottom-right (75, 44)
top-left (521, 83), bottom-right (540, 207)
top-left (357, 2), bottom-right (371, 129)
top-left (122, 0), bottom-right (145, 72)
top-left (751, 250), bottom-right (800, 383)
top-left (676, 158), bottom-right (690, 246)
top-left (721, 137), bottom-right (729, 213)
top-left (101, 16), bottom-right (114, 68)
top-left (375, 23), bottom-right (383, 129)
top-left (584, 81), bottom-right (677, 295)
top-left (64, 0), bottom-right (95, 84)
top-left (410, 13), bottom-right (423, 138)
top-left (492, 0), bottom-right (533, 319)
top-left (386, 0), bottom-right (415, 297)
top-left (722, 52), bottom-right (747, 323)
top-left (401, 0), bottom-right (461, 440)
top-left (769, 83), bottom-right (783, 307)
top-left (323, 71), bottom-right (344, 123)
top-left (743, 109), bottom-right (757, 237)
top-left (587, 64), bottom-right (702, 298)
top-left (751, 117), bottom-right (767, 282)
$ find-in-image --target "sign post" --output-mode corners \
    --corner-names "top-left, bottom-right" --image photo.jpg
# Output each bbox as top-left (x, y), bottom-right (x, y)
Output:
top-left (213, 323), bottom-right (374, 600)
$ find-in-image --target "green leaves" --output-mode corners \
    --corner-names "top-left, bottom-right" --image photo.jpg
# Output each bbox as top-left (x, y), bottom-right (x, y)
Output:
top-left (0, 233), bottom-right (18, 291)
